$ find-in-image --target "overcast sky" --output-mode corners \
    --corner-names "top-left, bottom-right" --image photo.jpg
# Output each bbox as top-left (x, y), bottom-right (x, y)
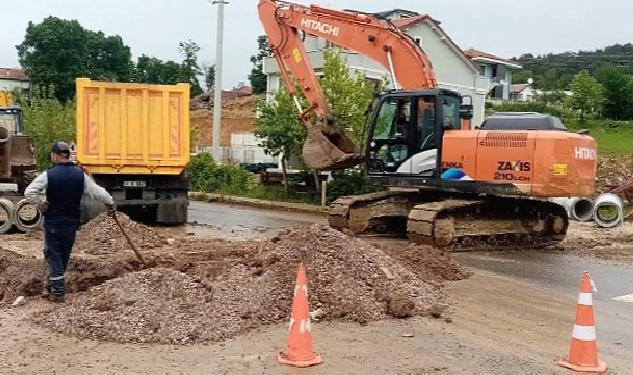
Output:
top-left (2, 0), bottom-right (633, 89)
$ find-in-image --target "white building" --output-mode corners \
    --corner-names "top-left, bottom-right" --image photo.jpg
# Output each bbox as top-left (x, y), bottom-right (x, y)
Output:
top-left (0, 68), bottom-right (29, 93)
top-left (263, 11), bottom-right (509, 127)
top-left (510, 84), bottom-right (536, 102)
top-left (464, 49), bottom-right (522, 102)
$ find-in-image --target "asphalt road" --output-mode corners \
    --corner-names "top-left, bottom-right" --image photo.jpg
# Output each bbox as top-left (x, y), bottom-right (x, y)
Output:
top-left (188, 201), bottom-right (633, 371)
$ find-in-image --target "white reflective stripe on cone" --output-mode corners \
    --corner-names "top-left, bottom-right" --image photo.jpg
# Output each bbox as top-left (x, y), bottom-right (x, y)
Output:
top-left (49, 275), bottom-right (64, 281)
top-left (577, 292), bottom-right (593, 306)
top-left (572, 324), bottom-right (597, 341)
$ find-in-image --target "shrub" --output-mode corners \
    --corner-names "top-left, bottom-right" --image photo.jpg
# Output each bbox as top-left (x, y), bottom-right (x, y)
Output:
top-left (326, 170), bottom-right (375, 203)
top-left (187, 153), bottom-right (253, 194)
top-left (21, 98), bottom-right (76, 171)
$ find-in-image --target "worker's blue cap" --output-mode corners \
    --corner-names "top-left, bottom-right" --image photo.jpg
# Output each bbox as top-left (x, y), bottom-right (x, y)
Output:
top-left (51, 141), bottom-right (71, 156)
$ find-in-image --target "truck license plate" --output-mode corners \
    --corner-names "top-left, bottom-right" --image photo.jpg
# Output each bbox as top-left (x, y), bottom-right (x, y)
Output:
top-left (123, 180), bottom-right (147, 188)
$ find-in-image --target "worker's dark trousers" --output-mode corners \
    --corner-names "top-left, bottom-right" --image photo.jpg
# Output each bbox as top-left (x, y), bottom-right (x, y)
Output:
top-left (43, 222), bottom-right (79, 296)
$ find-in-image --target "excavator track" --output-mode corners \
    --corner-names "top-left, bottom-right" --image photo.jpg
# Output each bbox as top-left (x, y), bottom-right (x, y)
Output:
top-left (329, 193), bottom-right (569, 251)
top-left (329, 191), bottom-right (419, 234)
top-left (407, 198), bottom-right (568, 251)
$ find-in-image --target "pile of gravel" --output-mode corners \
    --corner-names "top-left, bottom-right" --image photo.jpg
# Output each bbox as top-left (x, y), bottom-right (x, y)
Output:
top-left (39, 268), bottom-right (236, 344)
top-left (74, 213), bottom-right (167, 255)
top-left (40, 225), bottom-right (469, 344)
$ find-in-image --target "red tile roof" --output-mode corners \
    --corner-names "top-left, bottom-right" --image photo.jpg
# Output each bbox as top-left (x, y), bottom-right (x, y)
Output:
top-left (464, 49), bottom-right (521, 68)
top-left (0, 68), bottom-right (29, 82)
top-left (510, 84), bottom-right (530, 94)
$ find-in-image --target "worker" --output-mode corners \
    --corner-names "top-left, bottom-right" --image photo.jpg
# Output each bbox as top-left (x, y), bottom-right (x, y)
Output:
top-left (24, 141), bottom-right (114, 302)
top-left (395, 102), bottom-right (410, 138)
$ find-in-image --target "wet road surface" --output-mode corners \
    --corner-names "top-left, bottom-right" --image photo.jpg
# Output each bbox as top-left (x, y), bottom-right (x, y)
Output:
top-left (187, 201), bottom-right (326, 239)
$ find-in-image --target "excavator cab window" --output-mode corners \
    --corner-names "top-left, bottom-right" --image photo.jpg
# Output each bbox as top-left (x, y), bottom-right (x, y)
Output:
top-left (0, 109), bottom-right (22, 135)
top-left (416, 96), bottom-right (436, 151)
top-left (441, 97), bottom-right (461, 131)
top-left (367, 97), bottom-right (414, 173)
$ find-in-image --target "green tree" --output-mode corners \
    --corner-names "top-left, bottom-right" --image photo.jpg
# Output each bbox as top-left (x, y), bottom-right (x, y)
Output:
top-left (512, 69), bottom-right (533, 84)
top-left (566, 70), bottom-right (604, 119)
top-left (19, 96), bottom-right (76, 171)
top-left (204, 64), bottom-right (216, 91)
top-left (16, 17), bottom-right (132, 102)
top-left (178, 40), bottom-right (204, 97)
top-left (133, 55), bottom-right (183, 84)
top-left (248, 35), bottom-right (269, 94)
top-left (596, 64), bottom-right (633, 120)
top-left (254, 89), bottom-right (305, 188)
top-left (320, 49), bottom-right (383, 146)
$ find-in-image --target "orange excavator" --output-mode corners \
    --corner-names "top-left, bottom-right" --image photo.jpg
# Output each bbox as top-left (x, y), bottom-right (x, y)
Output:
top-left (258, 0), bottom-right (598, 249)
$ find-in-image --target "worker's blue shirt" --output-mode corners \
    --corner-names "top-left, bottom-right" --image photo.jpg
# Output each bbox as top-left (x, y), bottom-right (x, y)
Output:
top-left (45, 162), bottom-right (85, 225)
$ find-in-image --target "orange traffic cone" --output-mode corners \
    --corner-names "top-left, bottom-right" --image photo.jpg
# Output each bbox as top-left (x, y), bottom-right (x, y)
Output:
top-left (278, 263), bottom-right (322, 368)
top-left (558, 271), bottom-right (607, 373)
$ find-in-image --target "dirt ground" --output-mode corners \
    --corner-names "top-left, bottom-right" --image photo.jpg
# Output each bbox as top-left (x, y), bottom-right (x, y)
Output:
top-left (1, 217), bottom-right (633, 374)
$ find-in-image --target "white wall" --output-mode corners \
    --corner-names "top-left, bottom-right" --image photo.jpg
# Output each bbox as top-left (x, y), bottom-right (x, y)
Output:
top-left (230, 132), bottom-right (277, 164)
top-left (0, 80), bottom-right (29, 92)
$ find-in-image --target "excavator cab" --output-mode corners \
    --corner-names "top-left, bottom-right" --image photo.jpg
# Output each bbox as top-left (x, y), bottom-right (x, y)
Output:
top-left (366, 89), bottom-right (467, 178)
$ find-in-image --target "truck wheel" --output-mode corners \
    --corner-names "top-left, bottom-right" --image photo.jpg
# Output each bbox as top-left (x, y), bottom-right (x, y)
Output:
top-left (0, 199), bottom-right (16, 234)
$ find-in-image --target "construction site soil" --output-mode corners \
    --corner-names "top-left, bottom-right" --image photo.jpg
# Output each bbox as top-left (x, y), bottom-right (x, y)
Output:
top-left (0, 214), bottom-right (469, 345)
top-left (597, 154), bottom-right (633, 193)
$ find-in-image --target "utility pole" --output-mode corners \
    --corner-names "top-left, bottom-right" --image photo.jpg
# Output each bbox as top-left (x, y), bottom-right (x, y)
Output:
top-left (212, 0), bottom-right (228, 161)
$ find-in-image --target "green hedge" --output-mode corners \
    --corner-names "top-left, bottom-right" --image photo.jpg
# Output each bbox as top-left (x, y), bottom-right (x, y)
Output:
top-left (187, 153), bottom-right (253, 194)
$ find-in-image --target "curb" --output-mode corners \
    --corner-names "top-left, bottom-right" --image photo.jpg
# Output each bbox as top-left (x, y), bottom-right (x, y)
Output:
top-left (188, 192), bottom-right (330, 216)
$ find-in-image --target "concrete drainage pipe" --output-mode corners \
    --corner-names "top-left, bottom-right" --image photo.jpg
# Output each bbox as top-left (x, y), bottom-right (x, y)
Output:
top-left (550, 197), bottom-right (594, 222)
top-left (14, 199), bottom-right (43, 232)
top-left (593, 193), bottom-right (624, 228)
top-left (0, 198), bottom-right (15, 234)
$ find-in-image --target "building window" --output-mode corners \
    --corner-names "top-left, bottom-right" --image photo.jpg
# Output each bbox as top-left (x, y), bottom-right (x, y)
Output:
top-left (479, 65), bottom-right (486, 77)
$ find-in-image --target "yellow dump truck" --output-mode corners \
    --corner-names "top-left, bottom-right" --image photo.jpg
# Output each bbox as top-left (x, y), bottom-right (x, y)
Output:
top-left (76, 78), bottom-right (190, 224)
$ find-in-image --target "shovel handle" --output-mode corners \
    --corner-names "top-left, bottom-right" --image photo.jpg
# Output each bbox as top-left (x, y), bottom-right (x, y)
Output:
top-left (112, 212), bottom-right (148, 268)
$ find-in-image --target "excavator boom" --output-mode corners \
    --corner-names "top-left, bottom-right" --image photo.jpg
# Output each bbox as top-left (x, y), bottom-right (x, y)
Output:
top-left (258, 0), bottom-right (437, 169)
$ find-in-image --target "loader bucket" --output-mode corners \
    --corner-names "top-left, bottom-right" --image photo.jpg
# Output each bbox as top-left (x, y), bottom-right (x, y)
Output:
top-left (302, 124), bottom-right (363, 170)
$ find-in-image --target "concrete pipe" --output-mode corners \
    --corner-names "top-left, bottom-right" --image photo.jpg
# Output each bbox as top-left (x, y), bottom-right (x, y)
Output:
top-left (593, 193), bottom-right (624, 228)
top-left (0, 198), bottom-right (15, 234)
top-left (14, 199), bottom-right (43, 232)
top-left (550, 197), bottom-right (594, 222)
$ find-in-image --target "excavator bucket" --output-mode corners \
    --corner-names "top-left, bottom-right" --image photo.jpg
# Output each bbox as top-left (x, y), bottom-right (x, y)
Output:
top-left (302, 123), bottom-right (363, 170)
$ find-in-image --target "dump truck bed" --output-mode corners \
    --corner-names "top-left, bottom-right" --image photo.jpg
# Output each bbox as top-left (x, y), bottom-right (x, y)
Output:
top-left (76, 78), bottom-right (190, 175)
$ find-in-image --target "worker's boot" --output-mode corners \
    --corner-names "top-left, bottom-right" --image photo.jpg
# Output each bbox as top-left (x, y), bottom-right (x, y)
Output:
top-left (48, 293), bottom-right (65, 303)
top-left (41, 283), bottom-right (51, 299)
top-left (48, 283), bottom-right (65, 303)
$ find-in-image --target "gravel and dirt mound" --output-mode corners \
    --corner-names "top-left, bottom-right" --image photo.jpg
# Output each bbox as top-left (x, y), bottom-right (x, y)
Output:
top-left (597, 154), bottom-right (633, 193)
top-left (0, 249), bottom-right (142, 303)
top-left (38, 225), bottom-right (470, 344)
top-left (380, 244), bottom-right (473, 284)
top-left (74, 213), bottom-right (167, 255)
top-left (38, 268), bottom-right (231, 344)
top-left (559, 221), bottom-right (633, 263)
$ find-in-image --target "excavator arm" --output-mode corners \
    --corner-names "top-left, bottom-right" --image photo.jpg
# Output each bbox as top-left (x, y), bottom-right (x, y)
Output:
top-left (258, 0), bottom-right (438, 169)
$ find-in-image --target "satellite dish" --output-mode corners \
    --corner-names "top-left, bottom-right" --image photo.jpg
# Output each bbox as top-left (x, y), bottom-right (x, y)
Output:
top-left (527, 78), bottom-right (534, 85)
